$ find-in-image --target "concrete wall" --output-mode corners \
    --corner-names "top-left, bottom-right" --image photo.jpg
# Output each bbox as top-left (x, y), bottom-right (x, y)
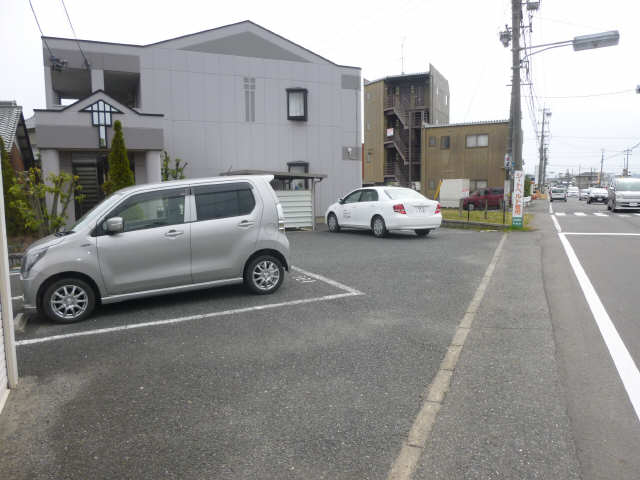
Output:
top-left (428, 64), bottom-right (450, 126)
top-left (421, 122), bottom-right (509, 199)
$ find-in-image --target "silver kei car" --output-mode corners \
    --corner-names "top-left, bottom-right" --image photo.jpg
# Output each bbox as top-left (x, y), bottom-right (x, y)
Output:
top-left (21, 175), bottom-right (290, 323)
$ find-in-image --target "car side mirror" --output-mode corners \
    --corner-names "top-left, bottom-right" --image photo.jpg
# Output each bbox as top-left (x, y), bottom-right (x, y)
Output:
top-left (105, 217), bottom-right (124, 234)
top-left (338, 198), bottom-right (345, 205)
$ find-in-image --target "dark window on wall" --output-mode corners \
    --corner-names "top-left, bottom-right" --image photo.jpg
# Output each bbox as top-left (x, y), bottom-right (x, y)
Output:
top-left (287, 88), bottom-right (307, 121)
top-left (82, 100), bottom-right (122, 148)
top-left (244, 77), bottom-right (255, 122)
top-left (428, 136), bottom-right (437, 147)
top-left (440, 136), bottom-right (450, 149)
top-left (193, 183), bottom-right (256, 221)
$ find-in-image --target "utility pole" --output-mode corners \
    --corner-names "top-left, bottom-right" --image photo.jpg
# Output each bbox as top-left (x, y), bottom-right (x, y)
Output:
top-left (623, 149), bottom-right (631, 176)
top-left (599, 149), bottom-right (604, 186)
top-left (537, 107), bottom-right (550, 190)
top-left (509, 0), bottom-right (523, 173)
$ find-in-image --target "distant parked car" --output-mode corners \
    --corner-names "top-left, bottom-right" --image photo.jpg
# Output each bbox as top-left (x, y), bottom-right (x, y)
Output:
top-left (567, 186), bottom-right (579, 197)
top-left (21, 175), bottom-right (290, 323)
top-left (325, 186), bottom-right (442, 238)
top-left (607, 177), bottom-right (640, 212)
top-left (462, 188), bottom-right (504, 210)
top-left (550, 187), bottom-right (567, 202)
top-left (578, 188), bottom-right (590, 200)
top-left (587, 187), bottom-right (607, 204)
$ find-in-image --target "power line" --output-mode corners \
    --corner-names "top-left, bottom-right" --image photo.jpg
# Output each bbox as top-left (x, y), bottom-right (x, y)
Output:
top-left (524, 89), bottom-right (633, 99)
top-left (60, 0), bottom-right (90, 69)
top-left (28, 0), bottom-right (54, 59)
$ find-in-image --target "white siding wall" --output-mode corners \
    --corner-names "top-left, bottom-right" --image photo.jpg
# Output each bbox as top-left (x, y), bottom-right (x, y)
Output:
top-left (276, 190), bottom-right (313, 228)
top-left (0, 313), bottom-right (7, 405)
top-left (139, 46), bottom-right (361, 216)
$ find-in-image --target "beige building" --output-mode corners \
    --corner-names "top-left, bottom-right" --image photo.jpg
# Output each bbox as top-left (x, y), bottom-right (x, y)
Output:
top-left (363, 66), bottom-right (449, 187)
top-left (421, 120), bottom-right (509, 198)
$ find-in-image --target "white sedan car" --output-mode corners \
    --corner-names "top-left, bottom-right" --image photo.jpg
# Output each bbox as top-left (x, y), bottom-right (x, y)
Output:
top-left (325, 186), bottom-right (442, 238)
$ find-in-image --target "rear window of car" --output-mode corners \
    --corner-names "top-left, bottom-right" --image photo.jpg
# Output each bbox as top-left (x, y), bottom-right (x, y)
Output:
top-left (552, 188), bottom-right (565, 193)
top-left (194, 182), bottom-right (256, 221)
top-left (616, 180), bottom-right (640, 191)
top-left (384, 189), bottom-right (427, 201)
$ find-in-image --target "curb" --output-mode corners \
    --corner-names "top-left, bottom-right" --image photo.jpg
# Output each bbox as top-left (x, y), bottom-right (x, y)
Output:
top-left (442, 219), bottom-right (510, 230)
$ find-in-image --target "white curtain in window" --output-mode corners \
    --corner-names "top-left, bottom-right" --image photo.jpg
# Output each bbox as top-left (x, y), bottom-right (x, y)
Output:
top-left (477, 134), bottom-right (489, 147)
top-left (288, 91), bottom-right (305, 117)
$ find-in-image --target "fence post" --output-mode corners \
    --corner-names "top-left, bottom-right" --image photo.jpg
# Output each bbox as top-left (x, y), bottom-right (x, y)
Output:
top-left (484, 199), bottom-right (488, 219)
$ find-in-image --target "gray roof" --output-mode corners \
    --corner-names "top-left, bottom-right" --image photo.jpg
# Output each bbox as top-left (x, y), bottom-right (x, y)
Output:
top-left (0, 101), bottom-right (21, 150)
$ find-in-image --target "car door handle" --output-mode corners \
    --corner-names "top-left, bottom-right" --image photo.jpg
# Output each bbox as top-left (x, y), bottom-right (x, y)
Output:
top-left (238, 219), bottom-right (255, 228)
top-left (165, 229), bottom-right (184, 237)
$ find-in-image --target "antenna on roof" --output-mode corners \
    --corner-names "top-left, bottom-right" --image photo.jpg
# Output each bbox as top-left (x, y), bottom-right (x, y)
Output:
top-left (401, 37), bottom-right (406, 75)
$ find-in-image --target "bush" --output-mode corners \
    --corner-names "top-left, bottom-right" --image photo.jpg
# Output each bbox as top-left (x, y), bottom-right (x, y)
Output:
top-left (161, 151), bottom-right (187, 181)
top-left (0, 137), bottom-right (23, 236)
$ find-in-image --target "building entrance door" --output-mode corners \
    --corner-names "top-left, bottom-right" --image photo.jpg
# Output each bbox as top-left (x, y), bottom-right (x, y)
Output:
top-left (72, 153), bottom-right (108, 218)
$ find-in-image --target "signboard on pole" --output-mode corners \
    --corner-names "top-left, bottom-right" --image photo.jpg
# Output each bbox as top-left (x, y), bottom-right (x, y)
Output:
top-left (512, 170), bottom-right (524, 227)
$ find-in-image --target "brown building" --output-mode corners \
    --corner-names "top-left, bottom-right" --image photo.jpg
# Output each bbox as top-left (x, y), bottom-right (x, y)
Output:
top-left (363, 65), bottom-right (449, 187)
top-left (421, 120), bottom-right (509, 198)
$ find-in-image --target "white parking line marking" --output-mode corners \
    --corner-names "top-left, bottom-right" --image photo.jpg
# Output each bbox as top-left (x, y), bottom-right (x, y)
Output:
top-left (558, 233), bottom-right (640, 421)
top-left (16, 266), bottom-right (364, 347)
top-left (593, 213), bottom-right (608, 217)
top-left (549, 203), bottom-right (553, 214)
top-left (551, 215), bottom-right (562, 233)
top-left (635, 213), bottom-right (640, 217)
top-left (575, 212), bottom-right (586, 216)
top-left (11, 295), bottom-right (23, 301)
top-left (564, 232), bottom-right (640, 236)
top-left (387, 233), bottom-right (508, 480)
top-left (555, 212), bottom-right (566, 216)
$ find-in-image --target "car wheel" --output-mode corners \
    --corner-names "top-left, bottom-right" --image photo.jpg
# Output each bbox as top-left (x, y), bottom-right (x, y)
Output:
top-left (245, 255), bottom-right (284, 295)
top-left (372, 216), bottom-right (388, 238)
top-left (550, 198), bottom-right (553, 202)
top-left (327, 213), bottom-right (340, 233)
top-left (415, 229), bottom-right (431, 237)
top-left (42, 277), bottom-right (96, 324)
top-left (607, 201), bottom-right (611, 210)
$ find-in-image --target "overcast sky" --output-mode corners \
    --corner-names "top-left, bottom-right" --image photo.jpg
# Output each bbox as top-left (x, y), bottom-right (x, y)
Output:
top-left (2, 0), bottom-right (638, 177)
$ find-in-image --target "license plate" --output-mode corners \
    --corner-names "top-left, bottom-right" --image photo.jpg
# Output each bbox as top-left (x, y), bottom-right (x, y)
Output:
top-left (597, 197), bottom-right (603, 201)
top-left (630, 202), bottom-right (638, 207)
top-left (416, 206), bottom-right (425, 213)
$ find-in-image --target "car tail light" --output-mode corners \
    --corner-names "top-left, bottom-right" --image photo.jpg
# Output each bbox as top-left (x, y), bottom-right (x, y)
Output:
top-left (276, 203), bottom-right (286, 232)
top-left (393, 203), bottom-right (406, 214)
top-left (435, 203), bottom-right (441, 214)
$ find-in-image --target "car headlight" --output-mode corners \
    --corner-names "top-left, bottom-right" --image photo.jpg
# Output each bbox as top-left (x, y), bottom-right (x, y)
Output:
top-left (21, 248), bottom-right (48, 277)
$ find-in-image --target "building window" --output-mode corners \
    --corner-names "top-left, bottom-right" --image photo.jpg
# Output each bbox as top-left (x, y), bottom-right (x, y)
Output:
top-left (470, 180), bottom-right (488, 191)
top-left (287, 88), bottom-right (307, 121)
top-left (288, 161), bottom-right (308, 190)
top-left (466, 134), bottom-right (489, 148)
top-left (440, 136), bottom-right (450, 149)
top-left (428, 136), bottom-right (437, 147)
top-left (82, 100), bottom-right (122, 148)
top-left (366, 151), bottom-right (373, 163)
top-left (445, 95), bottom-right (448, 106)
top-left (244, 77), bottom-right (255, 122)
top-left (367, 122), bottom-right (371, 131)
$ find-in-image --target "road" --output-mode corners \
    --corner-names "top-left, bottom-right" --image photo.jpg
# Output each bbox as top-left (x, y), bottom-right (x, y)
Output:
top-left (542, 195), bottom-right (640, 480)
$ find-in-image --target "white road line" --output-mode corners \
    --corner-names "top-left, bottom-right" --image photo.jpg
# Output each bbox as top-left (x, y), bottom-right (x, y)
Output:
top-left (549, 202), bottom-right (553, 214)
top-left (290, 265), bottom-right (364, 295)
top-left (564, 232), bottom-right (640, 236)
top-left (635, 213), bottom-right (640, 217)
top-left (574, 212), bottom-right (586, 216)
top-left (387, 233), bottom-right (508, 480)
top-left (555, 212), bottom-right (566, 216)
top-left (593, 213), bottom-right (608, 217)
top-left (11, 295), bottom-right (23, 301)
top-left (551, 215), bottom-right (562, 233)
top-left (558, 233), bottom-right (640, 421)
top-left (17, 266), bottom-right (364, 347)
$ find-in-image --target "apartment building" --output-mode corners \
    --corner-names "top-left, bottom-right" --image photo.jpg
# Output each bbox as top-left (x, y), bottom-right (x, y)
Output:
top-left (421, 120), bottom-right (509, 198)
top-left (33, 20), bottom-right (362, 220)
top-left (363, 66), bottom-right (449, 187)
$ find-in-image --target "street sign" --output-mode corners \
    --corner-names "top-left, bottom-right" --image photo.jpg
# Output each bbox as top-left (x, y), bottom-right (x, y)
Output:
top-left (504, 153), bottom-right (511, 170)
top-left (512, 170), bottom-right (524, 228)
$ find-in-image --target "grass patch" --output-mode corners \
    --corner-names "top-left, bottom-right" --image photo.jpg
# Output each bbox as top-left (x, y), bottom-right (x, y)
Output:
top-left (441, 208), bottom-right (532, 228)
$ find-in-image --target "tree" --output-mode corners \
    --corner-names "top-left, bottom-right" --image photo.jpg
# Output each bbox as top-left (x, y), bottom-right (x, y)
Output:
top-left (102, 120), bottom-right (134, 194)
top-left (161, 150), bottom-right (188, 181)
top-left (9, 168), bottom-right (83, 237)
top-left (0, 137), bottom-right (23, 236)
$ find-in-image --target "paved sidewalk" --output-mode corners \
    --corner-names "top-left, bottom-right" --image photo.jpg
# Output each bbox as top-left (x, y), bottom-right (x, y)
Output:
top-left (415, 209), bottom-right (583, 479)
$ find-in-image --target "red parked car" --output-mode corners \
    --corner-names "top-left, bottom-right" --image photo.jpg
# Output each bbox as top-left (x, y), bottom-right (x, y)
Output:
top-left (462, 188), bottom-right (504, 210)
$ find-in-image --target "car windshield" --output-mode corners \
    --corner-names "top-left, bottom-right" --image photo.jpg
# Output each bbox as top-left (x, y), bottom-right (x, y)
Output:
top-left (384, 188), bottom-right (428, 201)
top-left (552, 188), bottom-right (565, 193)
top-left (616, 180), bottom-right (640, 191)
top-left (69, 193), bottom-right (124, 232)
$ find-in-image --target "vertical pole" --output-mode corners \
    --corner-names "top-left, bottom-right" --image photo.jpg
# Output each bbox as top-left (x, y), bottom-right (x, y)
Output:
top-left (408, 121), bottom-right (412, 188)
top-left (538, 110), bottom-right (546, 191)
top-left (511, 0), bottom-right (522, 173)
top-left (0, 163), bottom-right (18, 388)
top-left (599, 149), bottom-right (604, 186)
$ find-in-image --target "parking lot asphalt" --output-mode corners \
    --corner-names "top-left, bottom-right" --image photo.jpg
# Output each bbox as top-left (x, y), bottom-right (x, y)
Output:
top-left (1, 227), bottom-right (503, 479)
